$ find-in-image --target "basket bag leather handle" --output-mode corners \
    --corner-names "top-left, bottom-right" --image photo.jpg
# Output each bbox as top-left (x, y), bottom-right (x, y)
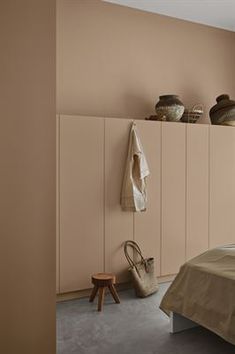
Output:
top-left (124, 240), bottom-right (148, 277)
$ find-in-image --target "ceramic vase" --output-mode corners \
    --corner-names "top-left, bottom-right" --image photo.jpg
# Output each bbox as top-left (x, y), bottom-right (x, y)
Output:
top-left (155, 95), bottom-right (184, 122)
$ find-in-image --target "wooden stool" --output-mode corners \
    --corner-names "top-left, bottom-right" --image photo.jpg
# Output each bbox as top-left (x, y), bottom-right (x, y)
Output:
top-left (89, 273), bottom-right (120, 311)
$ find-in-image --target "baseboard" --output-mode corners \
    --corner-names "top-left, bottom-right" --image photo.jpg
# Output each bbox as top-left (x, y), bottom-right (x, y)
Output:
top-left (158, 274), bottom-right (176, 284)
top-left (56, 274), bottom-right (176, 302)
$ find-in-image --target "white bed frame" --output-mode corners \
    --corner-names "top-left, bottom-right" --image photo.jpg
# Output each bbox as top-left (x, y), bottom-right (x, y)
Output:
top-left (170, 312), bottom-right (199, 333)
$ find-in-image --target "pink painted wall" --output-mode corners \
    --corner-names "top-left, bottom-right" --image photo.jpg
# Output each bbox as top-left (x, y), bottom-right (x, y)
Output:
top-left (0, 1), bottom-right (56, 353)
top-left (57, 0), bottom-right (235, 123)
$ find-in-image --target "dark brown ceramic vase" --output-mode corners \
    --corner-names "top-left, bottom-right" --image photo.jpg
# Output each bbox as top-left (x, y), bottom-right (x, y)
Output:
top-left (210, 94), bottom-right (235, 126)
top-left (155, 95), bottom-right (184, 122)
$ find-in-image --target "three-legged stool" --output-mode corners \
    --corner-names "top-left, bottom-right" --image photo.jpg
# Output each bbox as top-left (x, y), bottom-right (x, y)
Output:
top-left (89, 273), bottom-right (120, 311)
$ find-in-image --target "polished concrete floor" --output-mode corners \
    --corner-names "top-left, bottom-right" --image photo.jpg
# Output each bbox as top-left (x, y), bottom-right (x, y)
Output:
top-left (57, 283), bottom-right (235, 354)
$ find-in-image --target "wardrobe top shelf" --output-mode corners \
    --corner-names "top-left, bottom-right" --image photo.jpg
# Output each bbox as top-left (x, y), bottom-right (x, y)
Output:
top-left (57, 114), bottom-right (234, 130)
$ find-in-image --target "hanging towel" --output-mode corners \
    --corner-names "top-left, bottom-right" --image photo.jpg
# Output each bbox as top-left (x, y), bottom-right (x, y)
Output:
top-left (121, 123), bottom-right (150, 212)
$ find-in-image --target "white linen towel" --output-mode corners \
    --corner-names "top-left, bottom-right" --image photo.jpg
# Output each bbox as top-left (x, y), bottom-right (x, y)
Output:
top-left (121, 122), bottom-right (150, 212)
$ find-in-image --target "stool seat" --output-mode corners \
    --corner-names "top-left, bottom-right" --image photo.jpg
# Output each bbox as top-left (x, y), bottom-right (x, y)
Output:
top-left (92, 273), bottom-right (116, 287)
top-left (89, 272), bottom-right (120, 311)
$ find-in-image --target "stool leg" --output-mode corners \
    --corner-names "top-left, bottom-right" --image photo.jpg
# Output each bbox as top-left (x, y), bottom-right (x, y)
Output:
top-left (98, 287), bottom-right (105, 311)
top-left (108, 284), bottom-right (120, 304)
top-left (89, 285), bottom-right (98, 302)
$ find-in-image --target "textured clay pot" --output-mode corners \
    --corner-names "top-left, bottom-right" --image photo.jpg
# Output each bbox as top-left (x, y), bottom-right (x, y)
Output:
top-left (155, 95), bottom-right (184, 122)
top-left (210, 94), bottom-right (235, 126)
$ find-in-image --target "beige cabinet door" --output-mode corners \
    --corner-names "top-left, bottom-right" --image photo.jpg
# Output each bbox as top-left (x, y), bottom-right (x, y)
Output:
top-left (210, 126), bottom-right (235, 248)
top-left (59, 115), bottom-right (104, 292)
top-left (186, 124), bottom-right (209, 260)
top-left (161, 122), bottom-right (186, 275)
top-left (134, 121), bottom-right (161, 276)
top-left (104, 118), bottom-right (134, 282)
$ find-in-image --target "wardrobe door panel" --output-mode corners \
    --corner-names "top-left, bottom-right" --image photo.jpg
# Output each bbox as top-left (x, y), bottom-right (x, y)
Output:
top-left (60, 115), bottom-right (104, 292)
top-left (210, 126), bottom-right (235, 248)
top-left (134, 121), bottom-right (161, 276)
top-left (105, 118), bottom-right (133, 283)
top-left (161, 122), bottom-right (186, 275)
top-left (186, 124), bottom-right (209, 260)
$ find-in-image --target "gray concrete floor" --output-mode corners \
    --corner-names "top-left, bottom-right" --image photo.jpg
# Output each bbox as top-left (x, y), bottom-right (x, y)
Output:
top-left (57, 283), bottom-right (235, 354)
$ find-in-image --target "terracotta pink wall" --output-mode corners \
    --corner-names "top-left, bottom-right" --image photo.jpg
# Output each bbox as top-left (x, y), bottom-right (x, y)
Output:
top-left (57, 0), bottom-right (235, 123)
top-left (0, 1), bottom-right (56, 353)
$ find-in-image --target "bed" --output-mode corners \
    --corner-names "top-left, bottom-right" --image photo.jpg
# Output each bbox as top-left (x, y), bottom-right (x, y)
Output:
top-left (160, 245), bottom-right (235, 345)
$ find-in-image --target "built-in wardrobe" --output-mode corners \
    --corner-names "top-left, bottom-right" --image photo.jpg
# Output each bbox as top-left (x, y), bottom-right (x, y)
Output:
top-left (57, 115), bottom-right (235, 294)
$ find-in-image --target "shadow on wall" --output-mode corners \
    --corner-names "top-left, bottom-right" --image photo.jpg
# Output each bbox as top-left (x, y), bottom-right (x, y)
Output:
top-left (122, 92), bottom-right (153, 119)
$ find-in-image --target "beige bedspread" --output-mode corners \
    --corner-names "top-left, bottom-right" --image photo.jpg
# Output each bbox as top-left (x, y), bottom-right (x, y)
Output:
top-left (160, 245), bottom-right (235, 345)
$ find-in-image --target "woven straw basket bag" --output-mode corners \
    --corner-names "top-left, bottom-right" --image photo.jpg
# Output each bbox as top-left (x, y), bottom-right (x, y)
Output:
top-left (124, 240), bottom-right (158, 298)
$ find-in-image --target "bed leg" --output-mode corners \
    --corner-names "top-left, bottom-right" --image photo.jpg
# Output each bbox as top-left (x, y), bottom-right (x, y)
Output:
top-left (170, 312), bottom-right (199, 333)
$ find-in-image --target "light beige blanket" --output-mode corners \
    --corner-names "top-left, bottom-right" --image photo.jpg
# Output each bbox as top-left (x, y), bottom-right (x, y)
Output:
top-left (160, 245), bottom-right (235, 345)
